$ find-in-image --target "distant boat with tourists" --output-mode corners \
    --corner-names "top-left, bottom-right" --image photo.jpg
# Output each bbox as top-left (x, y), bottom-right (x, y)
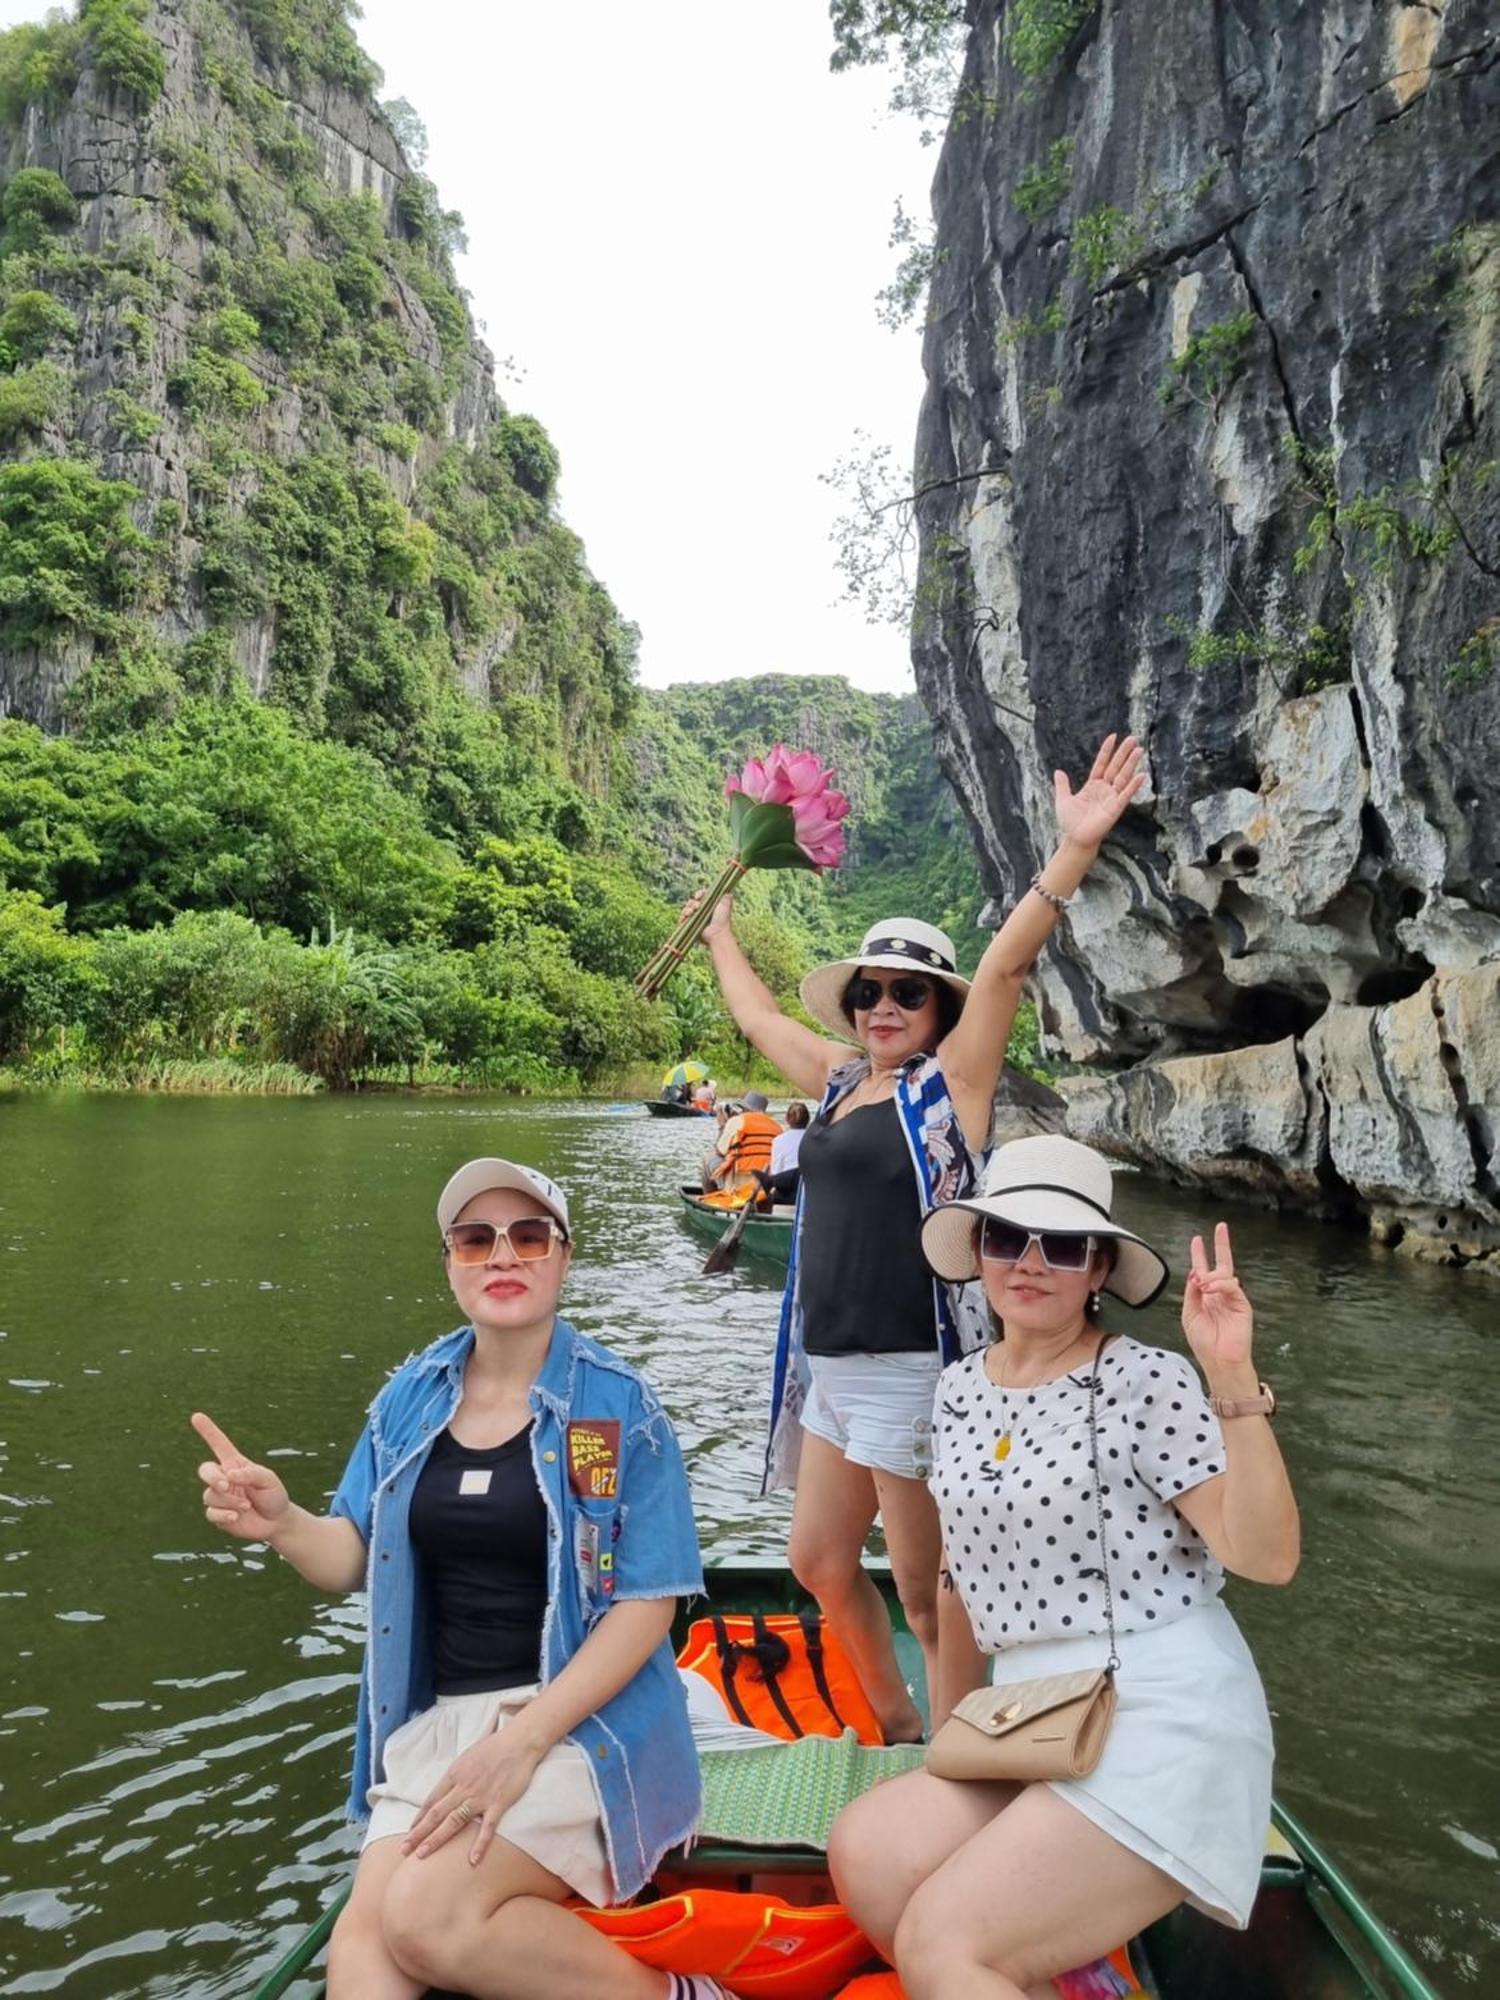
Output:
top-left (677, 1184), bottom-right (794, 1263)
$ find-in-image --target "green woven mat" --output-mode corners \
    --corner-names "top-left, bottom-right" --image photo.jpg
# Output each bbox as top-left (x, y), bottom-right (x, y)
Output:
top-left (698, 1730), bottom-right (925, 1850)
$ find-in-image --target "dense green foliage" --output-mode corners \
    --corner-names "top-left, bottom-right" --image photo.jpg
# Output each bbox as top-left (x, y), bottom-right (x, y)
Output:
top-left (1004, 0), bottom-right (1097, 80)
top-left (0, 2), bottom-right (1001, 1096)
top-left (0, 460), bottom-right (162, 643)
top-left (0, 672), bottom-right (993, 1091)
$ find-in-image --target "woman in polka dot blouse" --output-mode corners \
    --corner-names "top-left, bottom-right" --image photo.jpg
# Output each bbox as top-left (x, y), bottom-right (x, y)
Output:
top-left (830, 1136), bottom-right (1299, 1999)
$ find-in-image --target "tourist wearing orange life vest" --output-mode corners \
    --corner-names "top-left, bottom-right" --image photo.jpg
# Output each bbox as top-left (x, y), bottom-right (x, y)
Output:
top-left (686, 733), bottom-right (1147, 1745)
top-left (706, 1090), bottom-right (783, 1196)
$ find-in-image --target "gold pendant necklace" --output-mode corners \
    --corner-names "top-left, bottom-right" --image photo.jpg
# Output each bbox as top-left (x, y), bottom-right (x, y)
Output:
top-left (993, 1347), bottom-right (1012, 1462)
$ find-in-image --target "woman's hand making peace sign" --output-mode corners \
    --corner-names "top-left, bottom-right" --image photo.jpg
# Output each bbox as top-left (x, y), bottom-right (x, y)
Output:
top-left (1181, 1221), bottom-right (1255, 1376)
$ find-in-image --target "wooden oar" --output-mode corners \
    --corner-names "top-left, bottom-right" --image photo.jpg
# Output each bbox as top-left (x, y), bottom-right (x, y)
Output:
top-left (702, 1191), bottom-right (757, 1275)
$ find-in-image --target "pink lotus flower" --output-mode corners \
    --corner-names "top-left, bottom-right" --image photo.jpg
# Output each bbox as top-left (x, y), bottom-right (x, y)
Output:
top-left (639, 746), bottom-right (851, 999)
top-left (725, 745), bottom-right (848, 871)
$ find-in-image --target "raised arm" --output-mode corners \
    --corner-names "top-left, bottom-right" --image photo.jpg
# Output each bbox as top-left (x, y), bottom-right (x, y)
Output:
top-left (192, 1411), bottom-right (366, 1594)
top-left (698, 893), bottom-right (841, 1100)
top-left (939, 733), bottom-right (1145, 1150)
top-left (1171, 1226), bottom-right (1300, 1586)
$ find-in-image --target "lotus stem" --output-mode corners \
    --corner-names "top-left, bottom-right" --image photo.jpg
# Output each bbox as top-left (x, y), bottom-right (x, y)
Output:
top-left (634, 856), bottom-right (748, 1000)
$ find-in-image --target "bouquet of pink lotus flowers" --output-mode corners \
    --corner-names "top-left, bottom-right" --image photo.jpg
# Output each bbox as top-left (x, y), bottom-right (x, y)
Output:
top-left (634, 746), bottom-right (850, 999)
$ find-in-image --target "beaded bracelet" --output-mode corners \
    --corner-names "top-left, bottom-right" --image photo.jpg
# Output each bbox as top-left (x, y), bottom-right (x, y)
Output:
top-left (1029, 875), bottom-right (1070, 913)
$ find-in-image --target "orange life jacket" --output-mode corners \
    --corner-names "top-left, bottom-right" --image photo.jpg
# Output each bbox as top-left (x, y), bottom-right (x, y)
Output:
top-left (577, 1890), bottom-right (873, 1999)
top-left (722, 1109), bottom-right (781, 1179)
top-left (677, 1609), bottom-right (885, 1745)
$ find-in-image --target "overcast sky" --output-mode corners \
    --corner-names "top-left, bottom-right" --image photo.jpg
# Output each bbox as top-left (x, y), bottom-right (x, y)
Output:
top-left (1, 0), bottom-right (936, 692)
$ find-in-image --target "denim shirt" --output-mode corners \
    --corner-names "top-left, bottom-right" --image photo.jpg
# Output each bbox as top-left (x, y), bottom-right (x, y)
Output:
top-left (330, 1316), bottom-right (705, 1901)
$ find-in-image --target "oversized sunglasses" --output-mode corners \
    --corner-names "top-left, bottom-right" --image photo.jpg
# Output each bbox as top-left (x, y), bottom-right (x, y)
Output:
top-left (845, 975), bottom-right (935, 1013)
top-left (444, 1217), bottom-right (567, 1265)
top-left (978, 1217), bottom-right (1096, 1272)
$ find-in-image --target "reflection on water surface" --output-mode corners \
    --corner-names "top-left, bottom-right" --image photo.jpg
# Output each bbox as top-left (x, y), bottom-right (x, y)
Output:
top-left (0, 1093), bottom-right (1495, 1993)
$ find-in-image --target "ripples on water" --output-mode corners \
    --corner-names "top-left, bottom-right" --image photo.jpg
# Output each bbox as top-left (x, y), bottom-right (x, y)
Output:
top-left (0, 1093), bottom-right (1495, 1993)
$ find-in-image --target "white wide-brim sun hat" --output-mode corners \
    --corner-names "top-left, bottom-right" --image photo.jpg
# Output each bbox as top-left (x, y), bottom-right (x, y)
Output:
top-left (800, 918), bottom-right (971, 1042)
top-left (919, 1135), bottom-right (1169, 1307)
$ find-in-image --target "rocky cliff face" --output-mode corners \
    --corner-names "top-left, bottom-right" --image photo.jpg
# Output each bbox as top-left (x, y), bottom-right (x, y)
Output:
top-left (914, 0), bottom-right (1500, 1265)
top-left (0, 0), bottom-right (630, 791)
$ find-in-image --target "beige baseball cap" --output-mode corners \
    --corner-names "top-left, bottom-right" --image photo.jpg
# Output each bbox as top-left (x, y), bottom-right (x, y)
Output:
top-left (436, 1158), bottom-right (571, 1238)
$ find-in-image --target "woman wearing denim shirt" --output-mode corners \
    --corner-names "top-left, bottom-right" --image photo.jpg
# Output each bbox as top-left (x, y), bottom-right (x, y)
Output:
top-left (192, 1158), bottom-right (718, 2000)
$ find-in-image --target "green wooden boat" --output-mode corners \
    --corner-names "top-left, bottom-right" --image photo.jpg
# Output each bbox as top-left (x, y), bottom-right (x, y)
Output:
top-left (677, 1184), bottom-right (794, 1263)
top-left (250, 1565), bottom-right (1440, 2000)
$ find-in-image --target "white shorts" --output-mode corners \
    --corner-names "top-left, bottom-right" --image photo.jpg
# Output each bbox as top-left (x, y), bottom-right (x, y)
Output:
top-left (364, 1683), bottom-right (614, 1906)
top-left (801, 1350), bottom-right (942, 1479)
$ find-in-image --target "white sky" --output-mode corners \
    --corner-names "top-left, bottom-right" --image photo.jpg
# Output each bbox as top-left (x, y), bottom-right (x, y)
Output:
top-left (1, 0), bottom-right (935, 692)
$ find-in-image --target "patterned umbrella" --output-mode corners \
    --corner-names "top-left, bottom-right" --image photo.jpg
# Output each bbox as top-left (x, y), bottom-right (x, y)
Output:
top-left (662, 1061), bottom-right (710, 1089)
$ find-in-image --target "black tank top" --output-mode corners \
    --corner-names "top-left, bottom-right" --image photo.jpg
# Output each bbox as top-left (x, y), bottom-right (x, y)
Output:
top-left (409, 1423), bottom-right (549, 1695)
top-left (797, 1097), bottom-right (934, 1356)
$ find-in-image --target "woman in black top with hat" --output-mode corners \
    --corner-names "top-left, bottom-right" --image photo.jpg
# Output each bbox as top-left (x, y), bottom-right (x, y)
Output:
top-left (691, 733), bottom-right (1146, 1741)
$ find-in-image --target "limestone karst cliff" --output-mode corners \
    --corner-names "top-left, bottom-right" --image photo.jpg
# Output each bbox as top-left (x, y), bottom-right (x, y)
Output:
top-left (913, 0), bottom-right (1500, 1263)
top-left (0, 0), bottom-right (634, 793)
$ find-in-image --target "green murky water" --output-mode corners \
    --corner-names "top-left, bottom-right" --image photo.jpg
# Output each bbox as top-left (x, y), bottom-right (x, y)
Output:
top-left (0, 1093), bottom-right (1496, 1995)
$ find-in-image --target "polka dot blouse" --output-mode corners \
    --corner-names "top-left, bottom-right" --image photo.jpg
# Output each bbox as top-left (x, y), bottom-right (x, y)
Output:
top-left (931, 1336), bottom-right (1227, 1655)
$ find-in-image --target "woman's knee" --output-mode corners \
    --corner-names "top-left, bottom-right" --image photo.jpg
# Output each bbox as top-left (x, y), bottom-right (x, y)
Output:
top-left (788, 1527), bottom-right (859, 1602)
top-left (894, 1887), bottom-right (1041, 1996)
top-left (828, 1798), bottom-right (904, 1943)
top-left (379, 1865), bottom-right (472, 1985)
top-left (894, 1886), bottom-right (973, 1987)
top-left (895, 1576), bottom-right (939, 1649)
top-left (326, 1899), bottom-right (387, 1981)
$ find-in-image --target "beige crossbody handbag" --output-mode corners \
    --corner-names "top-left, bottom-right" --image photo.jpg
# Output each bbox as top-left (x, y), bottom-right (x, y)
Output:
top-left (926, 1333), bottom-right (1119, 1784)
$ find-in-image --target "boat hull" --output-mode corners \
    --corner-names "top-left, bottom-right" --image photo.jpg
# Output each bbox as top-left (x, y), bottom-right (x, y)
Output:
top-left (248, 1577), bottom-right (1436, 1999)
top-left (644, 1099), bottom-right (712, 1118)
top-left (677, 1184), bottom-right (793, 1263)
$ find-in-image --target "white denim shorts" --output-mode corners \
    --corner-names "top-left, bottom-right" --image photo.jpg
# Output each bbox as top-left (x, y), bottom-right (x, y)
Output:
top-left (801, 1350), bottom-right (942, 1479)
top-left (363, 1682), bottom-right (613, 1906)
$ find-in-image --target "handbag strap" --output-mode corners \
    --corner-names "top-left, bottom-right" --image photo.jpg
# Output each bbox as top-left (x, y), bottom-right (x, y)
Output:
top-left (1086, 1331), bottom-right (1120, 1676)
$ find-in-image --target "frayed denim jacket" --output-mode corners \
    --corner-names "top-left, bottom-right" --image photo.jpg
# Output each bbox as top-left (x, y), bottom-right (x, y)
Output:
top-left (330, 1316), bottom-right (704, 1901)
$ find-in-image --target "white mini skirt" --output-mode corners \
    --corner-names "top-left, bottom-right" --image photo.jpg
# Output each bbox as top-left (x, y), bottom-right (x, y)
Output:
top-left (991, 1601), bottom-right (1273, 1929)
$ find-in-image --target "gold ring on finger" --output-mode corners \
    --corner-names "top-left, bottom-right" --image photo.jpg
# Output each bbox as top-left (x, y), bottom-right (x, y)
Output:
top-left (450, 1800), bottom-right (476, 1825)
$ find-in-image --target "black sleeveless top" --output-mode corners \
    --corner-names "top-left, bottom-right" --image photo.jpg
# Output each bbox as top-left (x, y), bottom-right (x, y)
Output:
top-left (796, 1097), bottom-right (934, 1356)
top-left (409, 1423), bottom-right (549, 1695)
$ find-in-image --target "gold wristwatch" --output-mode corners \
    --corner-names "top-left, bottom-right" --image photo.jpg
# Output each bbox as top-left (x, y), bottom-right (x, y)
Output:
top-left (1210, 1382), bottom-right (1276, 1419)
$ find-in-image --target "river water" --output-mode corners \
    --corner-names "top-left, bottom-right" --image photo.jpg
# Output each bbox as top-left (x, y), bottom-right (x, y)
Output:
top-left (0, 1092), bottom-right (1495, 1996)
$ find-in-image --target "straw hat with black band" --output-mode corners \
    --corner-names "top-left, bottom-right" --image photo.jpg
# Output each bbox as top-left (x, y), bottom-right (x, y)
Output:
top-left (799, 918), bottom-right (971, 1043)
top-left (919, 1135), bottom-right (1169, 1308)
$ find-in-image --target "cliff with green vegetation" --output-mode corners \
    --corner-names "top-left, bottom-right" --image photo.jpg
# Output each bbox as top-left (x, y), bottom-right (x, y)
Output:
top-left (844, 0), bottom-right (1500, 1265)
top-left (0, 0), bottom-right (983, 1095)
